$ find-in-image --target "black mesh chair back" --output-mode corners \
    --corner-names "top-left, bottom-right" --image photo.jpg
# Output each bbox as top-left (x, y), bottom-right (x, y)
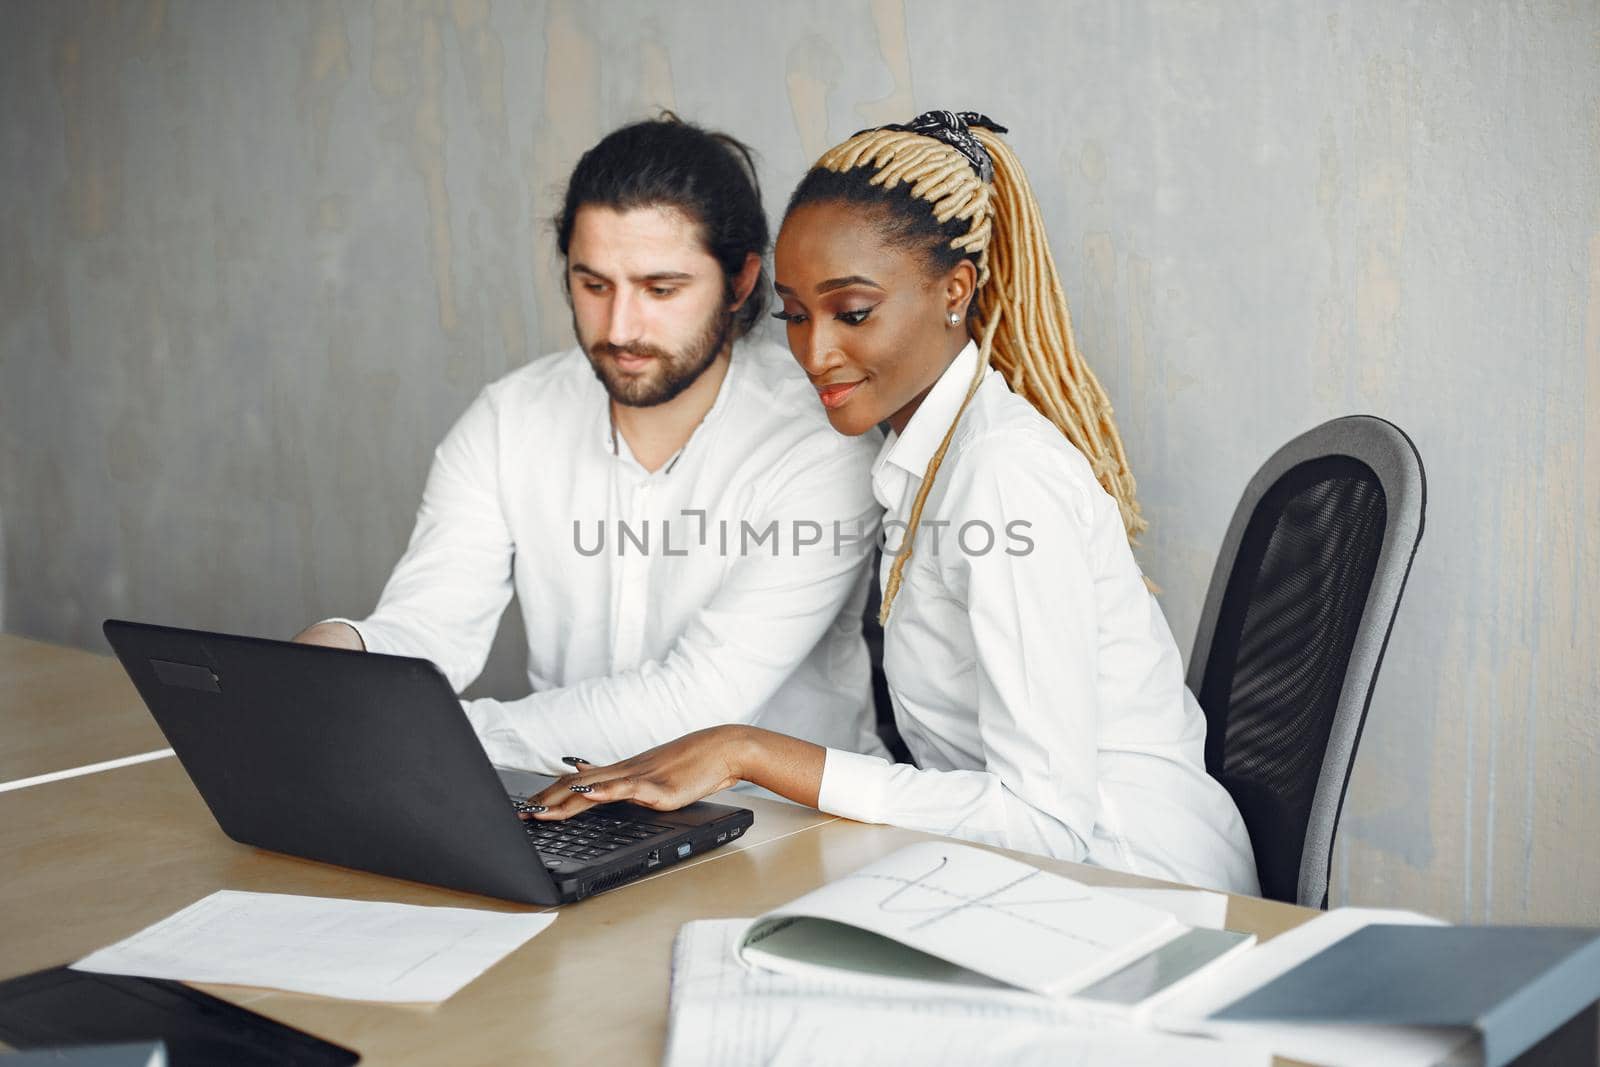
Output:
top-left (1188, 416), bottom-right (1425, 907)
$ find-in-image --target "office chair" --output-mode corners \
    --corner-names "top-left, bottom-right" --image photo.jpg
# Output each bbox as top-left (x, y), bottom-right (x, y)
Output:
top-left (1187, 415), bottom-right (1426, 908)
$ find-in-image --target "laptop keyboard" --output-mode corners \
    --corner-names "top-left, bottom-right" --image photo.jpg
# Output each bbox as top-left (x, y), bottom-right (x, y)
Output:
top-left (509, 797), bottom-right (671, 862)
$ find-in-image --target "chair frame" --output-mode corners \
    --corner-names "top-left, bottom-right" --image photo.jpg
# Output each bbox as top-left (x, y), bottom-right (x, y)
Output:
top-left (1187, 415), bottom-right (1426, 908)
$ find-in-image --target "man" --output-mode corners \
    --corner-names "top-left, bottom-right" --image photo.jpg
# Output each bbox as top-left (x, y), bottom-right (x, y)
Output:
top-left (296, 116), bottom-right (886, 774)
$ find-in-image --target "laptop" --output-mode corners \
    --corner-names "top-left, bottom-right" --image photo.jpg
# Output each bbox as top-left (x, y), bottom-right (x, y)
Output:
top-left (102, 619), bottom-right (753, 906)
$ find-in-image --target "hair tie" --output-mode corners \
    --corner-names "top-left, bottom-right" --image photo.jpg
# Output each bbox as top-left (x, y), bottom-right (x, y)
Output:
top-left (854, 110), bottom-right (1009, 183)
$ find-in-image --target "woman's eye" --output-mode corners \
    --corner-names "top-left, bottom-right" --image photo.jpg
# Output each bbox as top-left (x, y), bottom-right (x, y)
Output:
top-left (835, 307), bottom-right (874, 326)
top-left (772, 310), bottom-right (807, 324)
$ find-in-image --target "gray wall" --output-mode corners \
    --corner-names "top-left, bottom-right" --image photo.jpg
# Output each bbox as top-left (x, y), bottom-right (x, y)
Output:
top-left (2, 1), bottom-right (1596, 923)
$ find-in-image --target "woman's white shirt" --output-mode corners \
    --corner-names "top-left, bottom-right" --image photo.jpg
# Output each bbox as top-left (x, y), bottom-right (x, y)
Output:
top-left (816, 341), bottom-right (1260, 894)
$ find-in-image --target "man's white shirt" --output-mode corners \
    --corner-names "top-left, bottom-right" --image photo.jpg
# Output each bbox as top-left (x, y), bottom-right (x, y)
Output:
top-left (334, 337), bottom-right (887, 775)
top-left (816, 341), bottom-right (1260, 894)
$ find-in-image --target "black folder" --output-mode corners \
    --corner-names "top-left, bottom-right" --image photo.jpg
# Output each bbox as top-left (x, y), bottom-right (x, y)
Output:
top-left (0, 966), bottom-right (358, 1066)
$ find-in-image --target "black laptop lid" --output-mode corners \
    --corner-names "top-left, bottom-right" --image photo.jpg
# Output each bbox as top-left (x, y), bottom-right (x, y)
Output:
top-left (103, 620), bottom-right (559, 906)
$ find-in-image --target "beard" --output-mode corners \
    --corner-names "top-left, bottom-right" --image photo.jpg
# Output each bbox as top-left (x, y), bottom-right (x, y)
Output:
top-left (579, 301), bottom-right (735, 408)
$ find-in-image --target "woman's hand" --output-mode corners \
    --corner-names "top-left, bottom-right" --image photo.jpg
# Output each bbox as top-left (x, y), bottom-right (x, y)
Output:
top-left (521, 725), bottom-right (826, 819)
top-left (522, 725), bottom-right (756, 820)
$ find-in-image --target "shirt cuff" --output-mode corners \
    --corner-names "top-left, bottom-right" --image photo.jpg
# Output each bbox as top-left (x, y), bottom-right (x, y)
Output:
top-left (817, 747), bottom-right (894, 825)
top-left (324, 616), bottom-right (449, 683)
top-left (460, 697), bottom-right (567, 777)
top-left (461, 697), bottom-right (527, 770)
top-left (320, 616), bottom-right (376, 653)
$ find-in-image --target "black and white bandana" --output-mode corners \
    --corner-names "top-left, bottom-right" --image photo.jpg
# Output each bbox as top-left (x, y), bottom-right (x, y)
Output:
top-left (857, 110), bottom-right (1009, 182)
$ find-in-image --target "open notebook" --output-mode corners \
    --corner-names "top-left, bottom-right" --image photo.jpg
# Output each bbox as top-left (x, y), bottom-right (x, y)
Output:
top-left (735, 841), bottom-right (1252, 1004)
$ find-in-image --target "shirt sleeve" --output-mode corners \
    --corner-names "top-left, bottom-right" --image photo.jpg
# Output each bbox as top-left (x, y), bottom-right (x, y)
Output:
top-left (333, 388), bottom-right (515, 692)
top-left (462, 435), bottom-right (882, 774)
top-left (816, 433), bottom-right (1110, 862)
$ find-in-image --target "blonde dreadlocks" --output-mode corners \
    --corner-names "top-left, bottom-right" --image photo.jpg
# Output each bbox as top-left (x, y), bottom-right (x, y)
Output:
top-left (800, 113), bottom-right (1146, 623)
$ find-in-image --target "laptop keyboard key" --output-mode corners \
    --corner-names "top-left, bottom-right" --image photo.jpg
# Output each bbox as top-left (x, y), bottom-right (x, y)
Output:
top-left (515, 803), bottom-right (670, 862)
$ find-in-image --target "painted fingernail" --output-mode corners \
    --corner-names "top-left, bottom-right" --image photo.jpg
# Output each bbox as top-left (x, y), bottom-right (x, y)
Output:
top-left (561, 756), bottom-right (591, 767)
top-left (569, 784), bottom-right (593, 794)
top-left (524, 804), bottom-right (546, 813)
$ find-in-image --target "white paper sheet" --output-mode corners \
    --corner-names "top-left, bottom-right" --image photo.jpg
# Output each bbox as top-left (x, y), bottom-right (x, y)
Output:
top-left (665, 919), bottom-right (1271, 1067)
top-left (1157, 907), bottom-right (1480, 1067)
top-left (71, 890), bottom-right (555, 1003)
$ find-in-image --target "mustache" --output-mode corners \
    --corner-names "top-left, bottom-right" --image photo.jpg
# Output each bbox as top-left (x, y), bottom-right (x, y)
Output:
top-left (589, 341), bottom-right (674, 362)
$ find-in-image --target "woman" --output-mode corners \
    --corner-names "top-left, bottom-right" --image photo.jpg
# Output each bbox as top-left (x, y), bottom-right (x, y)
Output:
top-left (525, 111), bottom-right (1258, 894)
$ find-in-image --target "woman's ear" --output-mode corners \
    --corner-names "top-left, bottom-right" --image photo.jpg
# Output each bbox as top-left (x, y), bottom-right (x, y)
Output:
top-left (729, 252), bottom-right (762, 312)
top-left (944, 258), bottom-right (978, 320)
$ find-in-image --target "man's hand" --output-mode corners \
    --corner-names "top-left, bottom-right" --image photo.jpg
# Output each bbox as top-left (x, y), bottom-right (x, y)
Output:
top-left (522, 725), bottom-right (824, 818)
top-left (291, 621), bottom-right (366, 650)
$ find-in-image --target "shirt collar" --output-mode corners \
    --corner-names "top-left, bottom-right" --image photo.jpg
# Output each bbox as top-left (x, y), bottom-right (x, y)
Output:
top-left (871, 340), bottom-right (983, 507)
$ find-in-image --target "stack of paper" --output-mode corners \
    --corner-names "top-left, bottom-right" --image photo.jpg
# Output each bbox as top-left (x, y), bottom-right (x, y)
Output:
top-left (665, 918), bottom-right (1271, 1067)
top-left (665, 844), bottom-right (1271, 1066)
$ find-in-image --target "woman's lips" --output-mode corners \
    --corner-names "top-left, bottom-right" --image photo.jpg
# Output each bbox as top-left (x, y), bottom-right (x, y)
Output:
top-left (816, 380), bottom-right (864, 410)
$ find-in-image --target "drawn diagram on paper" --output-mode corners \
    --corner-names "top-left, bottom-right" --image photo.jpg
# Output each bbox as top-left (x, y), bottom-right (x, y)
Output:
top-left (738, 842), bottom-right (1182, 997)
top-left (844, 853), bottom-right (1105, 946)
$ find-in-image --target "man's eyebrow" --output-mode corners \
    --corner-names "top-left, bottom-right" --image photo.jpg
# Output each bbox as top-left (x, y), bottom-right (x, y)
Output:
top-left (568, 263), bottom-right (695, 284)
top-left (569, 262), bottom-right (609, 282)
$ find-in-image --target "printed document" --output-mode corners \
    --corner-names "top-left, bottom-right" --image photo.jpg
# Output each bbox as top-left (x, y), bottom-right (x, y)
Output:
top-left (72, 890), bottom-right (554, 1003)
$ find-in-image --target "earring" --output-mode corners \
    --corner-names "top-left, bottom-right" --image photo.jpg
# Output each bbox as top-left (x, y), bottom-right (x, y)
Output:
top-left (947, 311), bottom-right (961, 326)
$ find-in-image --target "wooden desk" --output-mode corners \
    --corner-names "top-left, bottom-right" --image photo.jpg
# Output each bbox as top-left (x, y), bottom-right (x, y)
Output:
top-left (0, 634), bottom-right (169, 784)
top-left (0, 754), bottom-right (1312, 1065)
top-left (0, 638), bottom-right (1327, 1064)
top-left (6, 639), bottom-right (1595, 1065)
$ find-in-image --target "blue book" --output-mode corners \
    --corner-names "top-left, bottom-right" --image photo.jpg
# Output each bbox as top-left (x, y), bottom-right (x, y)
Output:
top-left (1207, 924), bottom-right (1600, 1067)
